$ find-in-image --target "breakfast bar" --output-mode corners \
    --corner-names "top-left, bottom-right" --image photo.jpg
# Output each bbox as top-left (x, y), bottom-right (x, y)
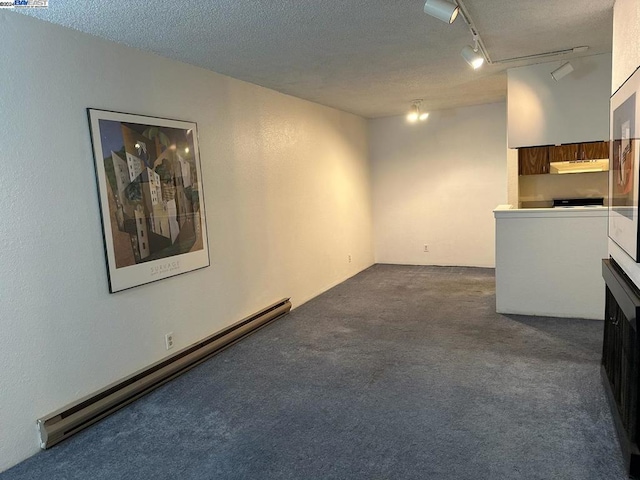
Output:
top-left (493, 204), bottom-right (608, 319)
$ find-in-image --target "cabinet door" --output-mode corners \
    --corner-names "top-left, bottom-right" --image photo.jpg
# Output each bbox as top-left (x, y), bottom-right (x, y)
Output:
top-left (549, 144), bottom-right (579, 162)
top-left (581, 141), bottom-right (609, 159)
top-left (519, 146), bottom-right (549, 175)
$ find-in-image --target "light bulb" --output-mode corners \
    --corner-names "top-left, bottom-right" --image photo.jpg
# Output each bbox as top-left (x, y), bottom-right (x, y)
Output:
top-left (407, 104), bottom-right (420, 122)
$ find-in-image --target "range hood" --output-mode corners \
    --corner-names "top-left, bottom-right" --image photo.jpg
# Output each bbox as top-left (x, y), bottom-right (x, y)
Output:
top-left (550, 159), bottom-right (609, 174)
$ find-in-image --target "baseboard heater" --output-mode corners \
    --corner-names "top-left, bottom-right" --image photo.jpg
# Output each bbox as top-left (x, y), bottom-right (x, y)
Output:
top-left (37, 298), bottom-right (291, 449)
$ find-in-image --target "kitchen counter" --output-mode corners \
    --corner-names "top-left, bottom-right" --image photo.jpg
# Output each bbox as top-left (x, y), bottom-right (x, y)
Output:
top-left (494, 204), bottom-right (608, 217)
top-left (493, 204), bottom-right (608, 319)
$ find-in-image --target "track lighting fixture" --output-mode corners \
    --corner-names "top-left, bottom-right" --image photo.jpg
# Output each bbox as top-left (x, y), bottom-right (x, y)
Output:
top-left (407, 100), bottom-right (429, 123)
top-left (423, 0), bottom-right (459, 24)
top-left (461, 34), bottom-right (484, 69)
top-left (431, 1), bottom-right (587, 70)
top-left (550, 62), bottom-right (574, 81)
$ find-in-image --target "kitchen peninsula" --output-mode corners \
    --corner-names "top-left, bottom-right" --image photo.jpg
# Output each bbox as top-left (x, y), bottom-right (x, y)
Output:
top-left (493, 204), bottom-right (608, 319)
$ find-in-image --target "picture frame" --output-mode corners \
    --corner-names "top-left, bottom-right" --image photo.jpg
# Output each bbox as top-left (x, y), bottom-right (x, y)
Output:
top-left (88, 109), bottom-right (210, 292)
top-left (609, 66), bottom-right (640, 262)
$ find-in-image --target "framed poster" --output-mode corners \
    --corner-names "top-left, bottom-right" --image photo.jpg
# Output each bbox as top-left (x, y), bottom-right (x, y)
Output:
top-left (610, 67), bottom-right (640, 262)
top-left (88, 109), bottom-right (210, 292)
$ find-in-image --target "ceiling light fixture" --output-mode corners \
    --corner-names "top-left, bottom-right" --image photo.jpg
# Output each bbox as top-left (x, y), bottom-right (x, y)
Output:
top-left (455, 0), bottom-right (490, 66)
top-left (461, 34), bottom-right (484, 69)
top-left (550, 62), bottom-right (575, 81)
top-left (407, 100), bottom-right (429, 123)
top-left (454, 1), bottom-right (588, 66)
top-left (423, 0), bottom-right (459, 24)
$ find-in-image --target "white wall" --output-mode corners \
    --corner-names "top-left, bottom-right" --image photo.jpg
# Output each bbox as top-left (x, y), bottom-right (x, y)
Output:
top-left (608, 0), bottom-right (640, 284)
top-left (370, 102), bottom-right (507, 267)
top-left (519, 172), bottom-right (608, 206)
top-left (612, 0), bottom-right (640, 92)
top-left (507, 54), bottom-right (612, 148)
top-left (0, 12), bottom-right (374, 472)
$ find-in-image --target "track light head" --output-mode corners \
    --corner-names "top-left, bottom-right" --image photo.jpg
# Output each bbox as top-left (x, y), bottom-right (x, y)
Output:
top-left (407, 105), bottom-right (419, 122)
top-left (407, 101), bottom-right (429, 123)
top-left (551, 62), bottom-right (574, 81)
top-left (424, 0), bottom-right (459, 24)
top-left (461, 44), bottom-right (484, 69)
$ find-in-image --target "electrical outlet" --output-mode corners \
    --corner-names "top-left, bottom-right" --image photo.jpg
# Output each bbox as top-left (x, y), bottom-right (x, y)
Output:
top-left (165, 332), bottom-right (174, 350)
top-left (424, 244), bottom-right (429, 253)
top-left (348, 254), bottom-right (352, 263)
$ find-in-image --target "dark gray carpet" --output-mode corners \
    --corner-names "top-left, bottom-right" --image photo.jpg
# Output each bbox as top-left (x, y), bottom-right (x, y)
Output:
top-left (1, 265), bottom-right (627, 479)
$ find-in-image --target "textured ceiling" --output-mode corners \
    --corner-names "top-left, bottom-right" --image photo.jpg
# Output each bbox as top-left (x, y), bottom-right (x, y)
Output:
top-left (16, 0), bottom-right (614, 118)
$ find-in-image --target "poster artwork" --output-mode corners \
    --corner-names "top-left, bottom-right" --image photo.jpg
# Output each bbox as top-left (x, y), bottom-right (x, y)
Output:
top-left (89, 109), bottom-right (209, 292)
top-left (612, 93), bottom-right (636, 219)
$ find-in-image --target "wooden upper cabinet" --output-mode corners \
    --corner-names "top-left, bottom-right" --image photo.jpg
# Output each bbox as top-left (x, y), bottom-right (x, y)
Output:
top-left (580, 141), bottom-right (609, 160)
top-left (519, 146), bottom-right (549, 175)
top-left (549, 144), bottom-right (579, 162)
top-left (518, 140), bottom-right (611, 175)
